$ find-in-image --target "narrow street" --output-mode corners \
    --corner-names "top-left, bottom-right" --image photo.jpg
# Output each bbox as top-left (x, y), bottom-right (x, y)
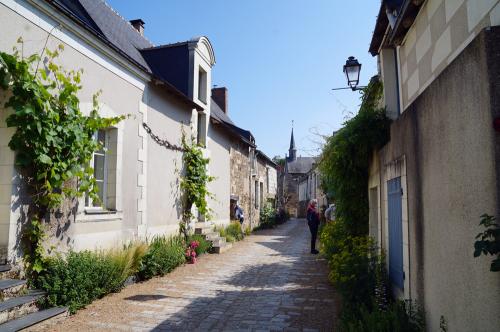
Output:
top-left (36, 219), bottom-right (338, 332)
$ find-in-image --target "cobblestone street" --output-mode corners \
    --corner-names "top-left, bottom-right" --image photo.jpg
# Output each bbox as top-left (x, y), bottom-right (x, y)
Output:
top-left (36, 219), bottom-right (338, 331)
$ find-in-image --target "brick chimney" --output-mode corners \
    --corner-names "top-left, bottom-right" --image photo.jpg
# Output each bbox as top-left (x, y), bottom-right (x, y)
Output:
top-left (212, 87), bottom-right (228, 114)
top-left (130, 19), bottom-right (145, 36)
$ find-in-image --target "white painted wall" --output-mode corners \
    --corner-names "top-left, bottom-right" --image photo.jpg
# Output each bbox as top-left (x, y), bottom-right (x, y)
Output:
top-left (207, 125), bottom-right (231, 226)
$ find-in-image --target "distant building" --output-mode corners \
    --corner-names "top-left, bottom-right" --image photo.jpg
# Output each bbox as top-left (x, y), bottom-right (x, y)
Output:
top-left (278, 128), bottom-right (322, 217)
top-left (209, 88), bottom-right (278, 230)
top-left (298, 166), bottom-right (327, 218)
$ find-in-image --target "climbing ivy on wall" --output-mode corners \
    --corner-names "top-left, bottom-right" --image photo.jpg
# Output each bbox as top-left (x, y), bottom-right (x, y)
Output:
top-left (179, 129), bottom-right (215, 238)
top-left (318, 77), bottom-right (390, 236)
top-left (0, 39), bottom-right (124, 276)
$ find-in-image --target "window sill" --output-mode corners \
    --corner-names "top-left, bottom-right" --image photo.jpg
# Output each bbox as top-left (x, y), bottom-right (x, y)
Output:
top-left (77, 209), bottom-right (123, 223)
top-left (84, 208), bottom-right (116, 215)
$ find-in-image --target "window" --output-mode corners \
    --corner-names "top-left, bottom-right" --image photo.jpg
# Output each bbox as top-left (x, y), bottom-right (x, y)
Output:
top-left (266, 168), bottom-right (270, 194)
top-left (260, 182), bottom-right (264, 208)
top-left (255, 181), bottom-right (259, 209)
top-left (84, 128), bottom-right (119, 212)
top-left (86, 130), bottom-right (107, 208)
top-left (197, 112), bottom-right (207, 147)
top-left (198, 67), bottom-right (207, 104)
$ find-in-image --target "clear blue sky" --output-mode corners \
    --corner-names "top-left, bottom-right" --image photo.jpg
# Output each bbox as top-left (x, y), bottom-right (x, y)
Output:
top-left (107, 0), bottom-right (380, 158)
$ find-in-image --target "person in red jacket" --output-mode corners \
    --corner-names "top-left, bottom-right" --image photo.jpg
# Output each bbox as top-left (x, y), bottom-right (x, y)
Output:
top-left (306, 199), bottom-right (320, 254)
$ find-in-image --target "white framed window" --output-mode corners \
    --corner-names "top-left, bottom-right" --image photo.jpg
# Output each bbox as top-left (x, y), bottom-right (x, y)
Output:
top-left (84, 128), bottom-right (119, 212)
top-left (197, 112), bottom-right (207, 147)
top-left (198, 67), bottom-right (207, 104)
top-left (86, 129), bottom-right (107, 208)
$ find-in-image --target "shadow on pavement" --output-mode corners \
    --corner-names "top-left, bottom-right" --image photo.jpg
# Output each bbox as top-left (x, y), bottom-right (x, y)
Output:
top-left (124, 294), bottom-right (169, 301)
top-left (148, 218), bottom-right (337, 331)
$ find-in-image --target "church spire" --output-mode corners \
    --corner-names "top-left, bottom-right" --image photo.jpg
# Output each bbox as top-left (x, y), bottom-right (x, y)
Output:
top-left (288, 121), bottom-right (297, 161)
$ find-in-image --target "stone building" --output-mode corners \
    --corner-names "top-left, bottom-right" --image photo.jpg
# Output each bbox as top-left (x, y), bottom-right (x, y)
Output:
top-left (210, 88), bottom-right (278, 230)
top-left (278, 128), bottom-right (317, 217)
top-left (298, 165), bottom-right (327, 218)
top-left (368, 0), bottom-right (500, 330)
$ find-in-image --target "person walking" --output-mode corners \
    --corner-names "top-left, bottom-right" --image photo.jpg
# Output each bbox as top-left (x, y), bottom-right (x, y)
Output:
top-left (324, 203), bottom-right (336, 222)
top-left (235, 203), bottom-right (244, 225)
top-left (307, 199), bottom-right (320, 254)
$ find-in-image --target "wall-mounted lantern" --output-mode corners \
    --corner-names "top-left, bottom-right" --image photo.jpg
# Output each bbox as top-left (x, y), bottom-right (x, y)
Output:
top-left (332, 56), bottom-right (366, 92)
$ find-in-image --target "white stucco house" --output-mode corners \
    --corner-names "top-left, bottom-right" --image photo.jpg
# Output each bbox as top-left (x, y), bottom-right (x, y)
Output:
top-left (0, 0), bottom-right (238, 263)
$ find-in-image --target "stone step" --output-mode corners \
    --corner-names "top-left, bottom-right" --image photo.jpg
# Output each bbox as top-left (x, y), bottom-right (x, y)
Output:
top-left (194, 226), bottom-right (214, 235)
top-left (0, 290), bottom-right (45, 324)
top-left (0, 266), bottom-right (12, 281)
top-left (194, 222), bottom-right (212, 229)
top-left (0, 306), bottom-right (67, 331)
top-left (210, 238), bottom-right (226, 247)
top-left (0, 280), bottom-right (26, 300)
top-left (204, 232), bottom-right (221, 241)
top-left (210, 242), bottom-right (232, 254)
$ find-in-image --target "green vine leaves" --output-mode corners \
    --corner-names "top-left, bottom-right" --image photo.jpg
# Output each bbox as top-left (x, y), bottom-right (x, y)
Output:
top-left (0, 40), bottom-right (125, 210)
top-left (179, 126), bottom-right (215, 237)
top-left (474, 214), bottom-right (500, 272)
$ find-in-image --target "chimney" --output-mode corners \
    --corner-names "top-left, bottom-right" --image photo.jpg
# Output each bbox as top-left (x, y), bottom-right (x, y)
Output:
top-left (130, 19), bottom-right (145, 36)
top-left (212, 87), bottom-right (228, 114)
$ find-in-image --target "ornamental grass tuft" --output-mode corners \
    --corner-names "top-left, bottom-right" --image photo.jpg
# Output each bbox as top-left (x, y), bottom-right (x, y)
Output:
top-left (35, 242), bottom-right (147, 314)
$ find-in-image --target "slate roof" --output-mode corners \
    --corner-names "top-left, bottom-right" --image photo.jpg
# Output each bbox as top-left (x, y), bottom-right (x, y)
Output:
top-left (47, 0), bottom-right (203, 109)
top-left (210, 99), bottom-right (255, 147)
top-left (50, 0), bottom-right (153, 71)
top-left (257, 150), bottom-right (278, 168)
top-left (287, 157), bottom-right (316, 174)
top-left (211, 99), bottom-right (234, 125)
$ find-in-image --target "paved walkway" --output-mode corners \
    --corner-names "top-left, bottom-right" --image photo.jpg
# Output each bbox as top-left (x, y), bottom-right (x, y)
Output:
top-left (35, 219), bottom-right (338, 331)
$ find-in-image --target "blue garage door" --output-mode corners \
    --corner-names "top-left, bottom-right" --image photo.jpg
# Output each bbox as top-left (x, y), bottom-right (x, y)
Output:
top-left (388, 177), bottom-right (404, 290)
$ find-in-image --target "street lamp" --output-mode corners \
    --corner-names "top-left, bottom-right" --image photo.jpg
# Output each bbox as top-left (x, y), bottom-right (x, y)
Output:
top-left (332, 56), bottom-right (366, 92)
top-left (344, 56), bottom-right (361, 90)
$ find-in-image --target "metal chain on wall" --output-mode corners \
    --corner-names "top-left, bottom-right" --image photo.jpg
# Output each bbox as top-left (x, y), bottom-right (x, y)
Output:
top-left (142, 122), bottom-right (185, 152)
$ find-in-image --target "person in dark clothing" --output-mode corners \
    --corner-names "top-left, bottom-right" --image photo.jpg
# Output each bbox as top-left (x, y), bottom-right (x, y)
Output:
top-left (235, 203), bottom-right (244, 225)
top-left (306, 199), bottom-right (320, 254)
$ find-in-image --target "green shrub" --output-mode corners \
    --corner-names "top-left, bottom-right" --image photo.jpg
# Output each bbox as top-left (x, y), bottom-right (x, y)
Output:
top-left (225, 234), bottom-right (236, 243)
top-left (188, 234), bottom-right (212, 256)
top-left (138, 235), bottom-right (185, 280)
top-left (244, 225), bottom-right (252, 236)
top-left (320, 220), bottom-right (423, 330)
top-left (318, 78), bottom-right (390, 237)
top-left (217, 222), bottom-right (243, 242)
top-left (226, 222), bottom-right (244, 241)
top-left (258, 202), bottom-right (276, 229)
top-left (35, 243), bottom-right (147, 314)
top-left (340, 300), bottom-right (425, 332)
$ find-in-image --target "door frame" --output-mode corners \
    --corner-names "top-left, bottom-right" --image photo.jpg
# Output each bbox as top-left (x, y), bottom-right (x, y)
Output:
top-left (383, 155), bottom-right (410, 299)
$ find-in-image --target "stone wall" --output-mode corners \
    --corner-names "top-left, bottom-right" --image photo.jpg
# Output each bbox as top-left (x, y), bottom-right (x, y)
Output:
top-left (283, 173), bottom-right (300, 218)
top-left (229, 142), bottom-right (251, 228)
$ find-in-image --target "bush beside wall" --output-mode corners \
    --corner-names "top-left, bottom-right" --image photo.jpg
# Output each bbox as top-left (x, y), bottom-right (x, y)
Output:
top-left (137, 235), bottom-right (186, 281)
top-left (218, 222), bottom-right (244, 243)
top-left (320, 221), bottom-right (424, 331)
top-left (188, 234), bottom-right (212, 256)
top-left (35, 243), bottom-right (147, 314)
top-left (36, 234), bottom-right (201, 314)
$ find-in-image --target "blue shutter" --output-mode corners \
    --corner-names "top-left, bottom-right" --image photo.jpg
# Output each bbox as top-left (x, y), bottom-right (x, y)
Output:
top-left (388, 177), bottom-right (404, 290)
